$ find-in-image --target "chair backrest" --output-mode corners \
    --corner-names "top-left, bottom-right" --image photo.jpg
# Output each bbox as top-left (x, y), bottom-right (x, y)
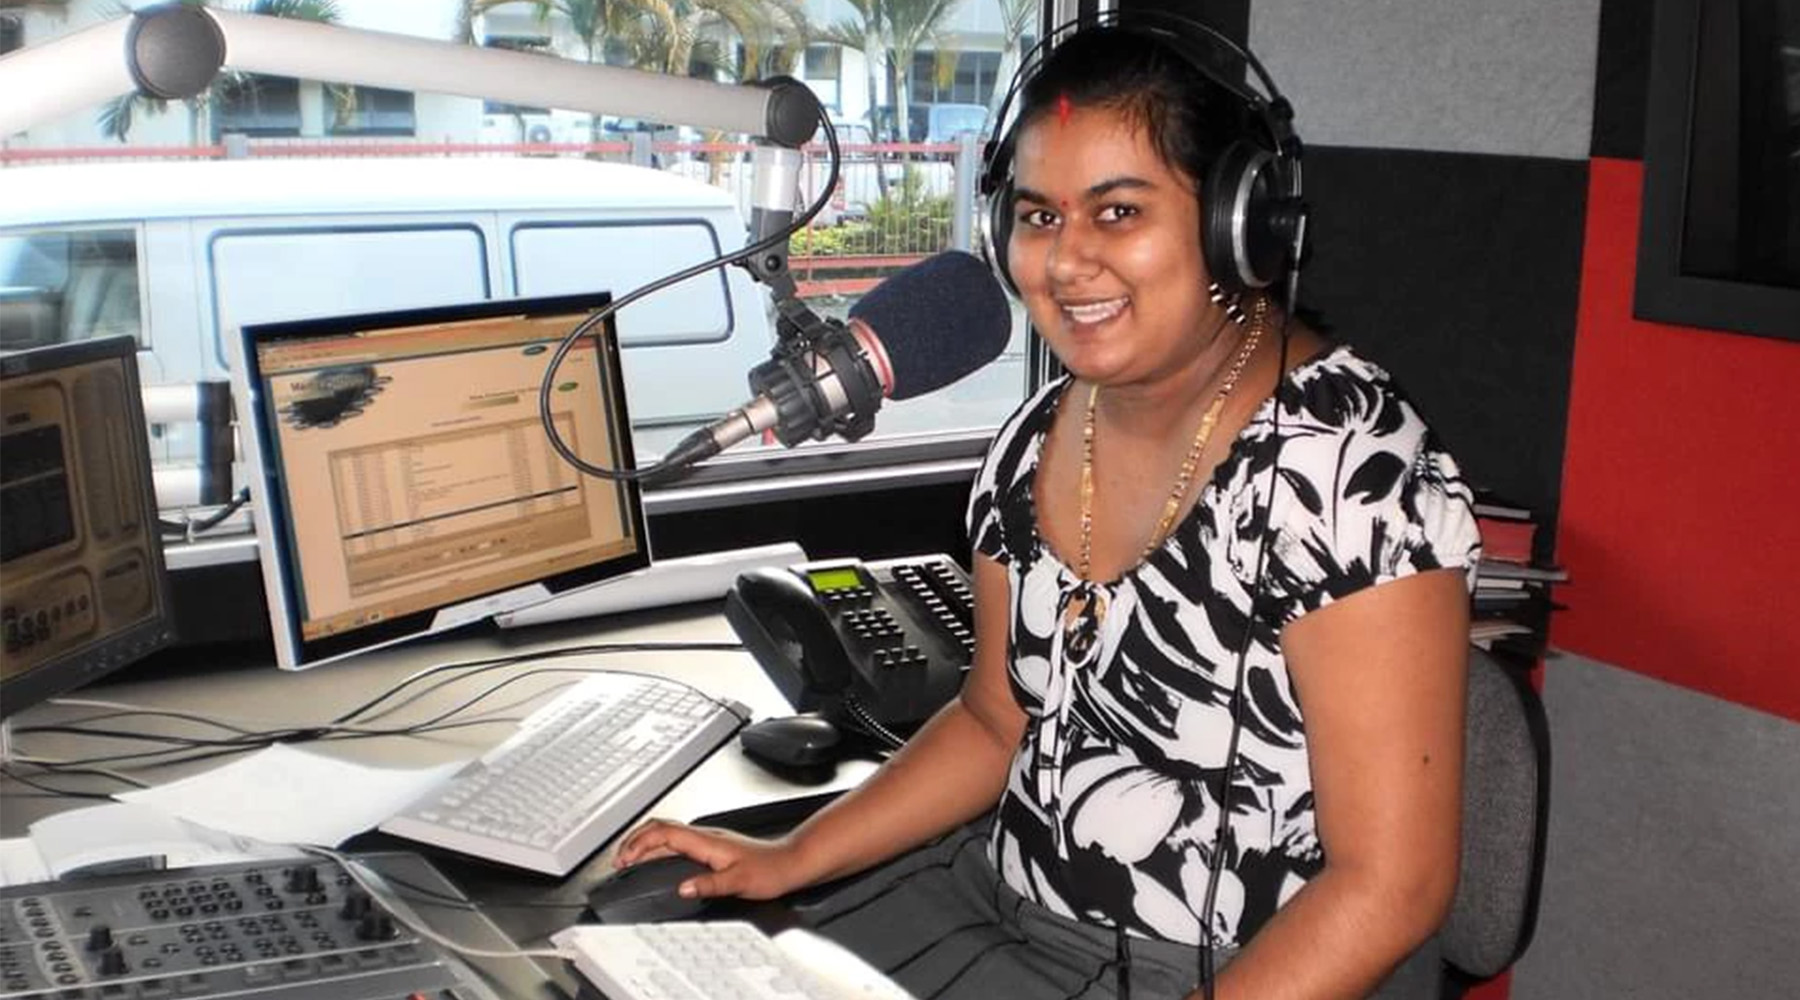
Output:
top-left (1440, 647), bottom-right (1551, 984)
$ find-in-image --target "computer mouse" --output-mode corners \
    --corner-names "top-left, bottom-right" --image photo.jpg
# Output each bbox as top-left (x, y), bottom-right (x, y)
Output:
top-left (740, 714), bottom-right (842, 767)
top-left (739, 715), bottom-right (843, 785)
top-left (584, 855), bottom-right (713, 924)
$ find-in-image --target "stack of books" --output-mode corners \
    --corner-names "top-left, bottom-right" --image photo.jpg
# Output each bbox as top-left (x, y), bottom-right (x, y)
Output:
top-left (1469, 494), bottom-right (1566, 656)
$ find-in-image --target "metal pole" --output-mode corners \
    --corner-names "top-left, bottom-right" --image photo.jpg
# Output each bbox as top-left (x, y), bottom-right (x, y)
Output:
top-left (952, 131), bottom-right (979, 251)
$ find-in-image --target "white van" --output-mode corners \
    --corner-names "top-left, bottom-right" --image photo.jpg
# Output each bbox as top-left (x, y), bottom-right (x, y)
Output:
top-left (0, 157), bottom-right (779, 505)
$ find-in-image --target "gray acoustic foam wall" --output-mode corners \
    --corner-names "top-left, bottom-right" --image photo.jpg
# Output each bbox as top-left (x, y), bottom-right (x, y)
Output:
top-left (1248, 0), bottom-right (1602, 159)
top-left (1512, 653), bottom-right (1800, 999)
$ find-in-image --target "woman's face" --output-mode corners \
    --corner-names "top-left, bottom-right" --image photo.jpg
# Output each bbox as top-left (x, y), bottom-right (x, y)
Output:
top-left (1007, 103), bottom-right (1215, 388)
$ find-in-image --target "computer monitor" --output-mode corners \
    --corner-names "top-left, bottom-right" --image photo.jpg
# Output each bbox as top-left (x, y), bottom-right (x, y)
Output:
top-left (235, 293), bottom-right (649, 671)
top-left (1, 337), bottom-right (176, 718)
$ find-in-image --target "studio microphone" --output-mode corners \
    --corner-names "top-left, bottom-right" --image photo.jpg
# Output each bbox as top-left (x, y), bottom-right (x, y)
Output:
top-left (657, 250), bottom-right (1010, 474)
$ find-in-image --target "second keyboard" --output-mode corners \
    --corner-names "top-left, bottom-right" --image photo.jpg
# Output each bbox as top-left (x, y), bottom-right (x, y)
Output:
top-left (381, 672), bottom-right (747, 876)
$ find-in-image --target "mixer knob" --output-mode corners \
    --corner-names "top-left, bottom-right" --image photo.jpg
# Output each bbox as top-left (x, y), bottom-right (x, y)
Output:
top-left (99, 945), bottom-right (129, 975)
top-left (355, 911), bottom-right (396, 941)
top-left (86, 925), bottom-right (114, 952)
top-left (339, 889), bottom-right (372, 920)
top-left (284, 866), bottom-right (322, 894)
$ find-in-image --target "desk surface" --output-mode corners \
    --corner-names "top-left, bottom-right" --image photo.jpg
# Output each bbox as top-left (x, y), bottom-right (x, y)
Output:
top-left (0, 601), bottom-right (877, 998)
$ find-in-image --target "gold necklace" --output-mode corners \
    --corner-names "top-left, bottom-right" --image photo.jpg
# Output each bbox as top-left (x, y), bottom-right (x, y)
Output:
top-left (1076, 295), bottom-right (1267, 580)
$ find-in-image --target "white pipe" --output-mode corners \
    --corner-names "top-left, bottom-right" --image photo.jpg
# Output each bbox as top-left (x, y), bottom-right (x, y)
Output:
top-left (0, 18), bottom-right (136, 138)
top-left (142, 383), bottom-right (203, 425)
top-left (751, 145), bottom-right (804, 212)
top-left (205, 10), bottom-right (771, 137)
top-left (0, 9), bottom-right (786, 142)
top-left (153, 466), bottom-right (204, 509)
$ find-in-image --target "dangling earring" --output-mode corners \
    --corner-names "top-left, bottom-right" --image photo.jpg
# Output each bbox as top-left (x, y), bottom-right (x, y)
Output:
top-left (1207, 281), bottom-right (1247, 325)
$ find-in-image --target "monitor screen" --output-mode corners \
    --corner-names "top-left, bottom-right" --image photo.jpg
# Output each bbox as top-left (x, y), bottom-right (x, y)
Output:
top-left (236, 293), bottom-right (649, 670)
top-left (1, 337), bottom-right (175, 718)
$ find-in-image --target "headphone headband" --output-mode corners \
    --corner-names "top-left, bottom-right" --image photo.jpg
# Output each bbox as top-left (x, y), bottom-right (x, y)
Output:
top-left (978, 10), bottom-right (1306, 297)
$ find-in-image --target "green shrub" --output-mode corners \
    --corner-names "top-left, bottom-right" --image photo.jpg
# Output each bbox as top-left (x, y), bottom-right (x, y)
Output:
top-left (797, 167), bottom-right (952, 258)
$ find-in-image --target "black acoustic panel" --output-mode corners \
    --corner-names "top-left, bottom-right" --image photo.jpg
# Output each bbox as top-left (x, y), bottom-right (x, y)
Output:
top-left (650, 480), bottom-right (977, 568)
top-left (1296, 146), bottom-right (1588, 541)
top-left (1594, 0), bottom-right (1654, 159)
top-left (1123, 0), bottom-right (1251, 41)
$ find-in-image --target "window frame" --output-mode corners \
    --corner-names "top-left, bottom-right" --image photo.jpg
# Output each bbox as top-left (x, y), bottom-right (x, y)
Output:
top-left (326, 84), bottom-right (418, 137)
top-left (212, 74), bottom-right (304, 139)
top-left (0, 14), bottom-right (22, 56)
top-left (0, 224), bottom-right (150, 351)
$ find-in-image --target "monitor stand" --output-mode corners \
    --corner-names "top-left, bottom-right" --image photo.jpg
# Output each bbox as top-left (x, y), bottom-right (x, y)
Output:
top-left (493, 541), bottom-right (807, 628)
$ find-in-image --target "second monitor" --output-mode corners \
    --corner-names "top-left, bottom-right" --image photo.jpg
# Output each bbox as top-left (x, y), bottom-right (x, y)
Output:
top-left (235, 293), bottom-right (648, 670)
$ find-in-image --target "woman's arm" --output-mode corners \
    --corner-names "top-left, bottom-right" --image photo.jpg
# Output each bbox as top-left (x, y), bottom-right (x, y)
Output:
top-left (616, 554), bottom-right (1027, 899)
top-left (1203, 568), bottom-right (1470, 1000)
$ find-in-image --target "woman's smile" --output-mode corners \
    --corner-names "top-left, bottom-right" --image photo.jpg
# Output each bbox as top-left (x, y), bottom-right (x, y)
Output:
top-left (1059, 296), bottom-right (1131, 329)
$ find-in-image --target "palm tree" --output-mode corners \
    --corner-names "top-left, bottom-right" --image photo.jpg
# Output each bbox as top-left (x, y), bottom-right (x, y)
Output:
top-left (815, 0), bottom-right (959, 145)
top-left (96, 0), bottom-right (343, 142)
top-left (990, 0), bottom-right (1035, 117)
top-left (815, 0), bottom-right (885, 136)
top-left (666, 0), bottom-right (806, 80)
top-left (881, 0), bottom-right (957, 147)
top-left (469, 0), bottom-right (805, 147)
top-left (474, 0), bottom-right (674, 69)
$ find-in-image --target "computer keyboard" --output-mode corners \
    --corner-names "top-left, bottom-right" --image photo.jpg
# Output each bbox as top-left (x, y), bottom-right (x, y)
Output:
top-left (551, 921), bottom-right (917, 1000)
top-left (379, 672), bottom-right (747, 876)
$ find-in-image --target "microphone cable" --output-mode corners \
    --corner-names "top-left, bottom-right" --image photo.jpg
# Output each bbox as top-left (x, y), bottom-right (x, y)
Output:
top-left (1197, 245), bottom-right (1305, 1000)
top-left (536, 110), bottom-right (842, 483)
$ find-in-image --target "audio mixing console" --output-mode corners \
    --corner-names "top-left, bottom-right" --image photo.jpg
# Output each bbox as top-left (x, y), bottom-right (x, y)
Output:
top-left (0, 852), bottom-right (520, 1000)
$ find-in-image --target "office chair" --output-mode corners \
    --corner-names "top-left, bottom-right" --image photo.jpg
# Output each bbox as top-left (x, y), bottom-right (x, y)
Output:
top-left (1438, 646), bottom-right (1552, 997)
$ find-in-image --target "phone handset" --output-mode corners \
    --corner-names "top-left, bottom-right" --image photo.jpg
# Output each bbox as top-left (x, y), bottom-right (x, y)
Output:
top-left (724, 554), bottom-right (975, 754)
top-left (728, 567), bottom-right (859, 703)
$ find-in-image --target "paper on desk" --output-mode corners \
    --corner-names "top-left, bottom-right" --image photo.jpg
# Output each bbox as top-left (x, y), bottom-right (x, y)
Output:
top-left (1, 803), bottom-right (305, 889)
top-left (0, 838), bottom-right (51, 887)
top-left (118, 743), bottom-right (467, 847)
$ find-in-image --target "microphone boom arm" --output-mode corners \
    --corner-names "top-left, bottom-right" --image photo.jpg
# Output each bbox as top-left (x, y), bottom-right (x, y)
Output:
top-left (0, 5), bottom-right (821, 146)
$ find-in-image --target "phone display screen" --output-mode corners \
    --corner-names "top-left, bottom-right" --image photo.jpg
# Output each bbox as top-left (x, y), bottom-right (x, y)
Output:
top-left (806, 567), bottom-right (864, 593)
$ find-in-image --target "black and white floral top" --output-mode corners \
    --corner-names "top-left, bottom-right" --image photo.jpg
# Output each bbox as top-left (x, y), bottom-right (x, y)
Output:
top-left (965, 344), bottom-right (1481, 950)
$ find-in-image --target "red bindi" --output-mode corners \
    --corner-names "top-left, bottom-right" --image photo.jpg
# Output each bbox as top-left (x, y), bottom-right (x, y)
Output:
top-left (1056, 93), bottom-right (1073, 126)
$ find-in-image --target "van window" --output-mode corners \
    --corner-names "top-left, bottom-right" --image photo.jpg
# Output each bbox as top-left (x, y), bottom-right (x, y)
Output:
top-left (510, 221), bottom-right (732, 346)
top-left (209, 226), bottom-right (489, 368)
top-left (0, 228), bottom-right (142, 351)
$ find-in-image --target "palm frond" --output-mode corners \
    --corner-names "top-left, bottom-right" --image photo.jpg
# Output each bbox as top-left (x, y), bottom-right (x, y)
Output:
top-left (243, 0), bottom-right (341, 22)
top-left (95, 92), bottom-right (170, 142)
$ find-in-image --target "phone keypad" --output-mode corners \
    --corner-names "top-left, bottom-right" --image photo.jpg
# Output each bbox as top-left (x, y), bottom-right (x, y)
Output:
top-left (891, 560), bottom-right (976, 658)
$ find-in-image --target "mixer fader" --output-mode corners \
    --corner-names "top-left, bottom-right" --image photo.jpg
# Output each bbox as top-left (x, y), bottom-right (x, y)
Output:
top-left (0, 853), bottom-right (513, 1000)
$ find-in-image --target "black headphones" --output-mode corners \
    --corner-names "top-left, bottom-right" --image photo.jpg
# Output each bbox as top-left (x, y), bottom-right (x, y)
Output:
top-left (978, 11), bottom-right (1306, 299)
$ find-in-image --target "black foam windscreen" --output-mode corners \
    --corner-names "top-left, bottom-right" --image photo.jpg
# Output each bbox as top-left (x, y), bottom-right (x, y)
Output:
top-left (849, 251), bottom-right (1012, 401)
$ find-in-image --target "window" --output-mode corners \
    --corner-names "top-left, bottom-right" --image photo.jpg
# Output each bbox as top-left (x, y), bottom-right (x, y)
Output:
top-left (804, 45), bottom-right (841, 81)
top-left (328, 85), bottom-right (417, 136)
top-left (910, 51), bottom-right (1003, 106)
top-left (1636, 0), bottom-right (1800, 341)
top-left (0, 229), bottom-right (143, 350)
top-left (803, 44), bottom-right (842, 108)
top-left (213, 75), bottom-right (302, 138)
top-left (1, 1), bottom-right (1039, 520)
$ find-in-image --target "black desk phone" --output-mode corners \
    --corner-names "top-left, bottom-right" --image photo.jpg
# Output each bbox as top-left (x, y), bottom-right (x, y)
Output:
top-left (724, 553), bottom-right (974, 745)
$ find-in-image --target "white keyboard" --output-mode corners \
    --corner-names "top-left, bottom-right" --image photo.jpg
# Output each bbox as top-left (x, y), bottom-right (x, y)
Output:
top-left (380, 672), bottom-right (746, 876)
top-left (552, 921), bottom-right (917, 1000)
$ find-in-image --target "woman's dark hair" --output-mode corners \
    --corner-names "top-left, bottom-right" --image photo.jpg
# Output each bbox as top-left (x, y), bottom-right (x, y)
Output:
top-left (1015, 25), bottom-right (1260, 197)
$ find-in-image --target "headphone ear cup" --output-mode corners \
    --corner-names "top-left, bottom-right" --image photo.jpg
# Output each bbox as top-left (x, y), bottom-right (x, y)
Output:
top-left (1203, 139), bottom-right (1281, 293)
top-left (984, 181), bottom-right (1018, 296)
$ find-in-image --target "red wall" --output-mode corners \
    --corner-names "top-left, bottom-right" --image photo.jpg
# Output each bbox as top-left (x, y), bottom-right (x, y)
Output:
top-left (1555, 158), bottom-right (1800, 722)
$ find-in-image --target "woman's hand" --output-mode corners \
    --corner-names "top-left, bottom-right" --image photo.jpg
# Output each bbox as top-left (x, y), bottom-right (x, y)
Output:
top-left (614, 819), bottom-right (814, 901)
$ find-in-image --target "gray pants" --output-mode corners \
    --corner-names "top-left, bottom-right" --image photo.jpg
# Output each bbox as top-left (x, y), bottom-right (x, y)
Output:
top-left (791, 824), bottom-right (1443, 1000)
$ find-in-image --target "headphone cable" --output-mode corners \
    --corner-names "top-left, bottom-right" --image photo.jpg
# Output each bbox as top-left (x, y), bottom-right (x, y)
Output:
top-left (535, 112), bottom-right (841, 483)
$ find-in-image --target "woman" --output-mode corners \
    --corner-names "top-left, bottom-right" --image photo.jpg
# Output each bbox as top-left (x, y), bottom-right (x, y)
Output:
top-left (618, 19), bottom-right (1480, 1000)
